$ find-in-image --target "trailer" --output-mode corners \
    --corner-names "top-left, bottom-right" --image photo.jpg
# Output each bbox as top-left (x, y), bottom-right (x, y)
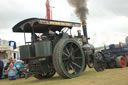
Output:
top-left (101, 42), bottom-right (128, 68)
top-left (12, 18), bottom-right (105, 79)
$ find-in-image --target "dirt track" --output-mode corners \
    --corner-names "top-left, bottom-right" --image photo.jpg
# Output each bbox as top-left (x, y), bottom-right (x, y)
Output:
top-left (1, 67), bottom-right (128, 85)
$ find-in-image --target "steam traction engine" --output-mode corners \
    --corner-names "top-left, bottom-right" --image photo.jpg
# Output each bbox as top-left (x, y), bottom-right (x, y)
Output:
top-left (12, 18), bottom-right (105, 79)
top-left (101, 39), bottom-right (128, 68)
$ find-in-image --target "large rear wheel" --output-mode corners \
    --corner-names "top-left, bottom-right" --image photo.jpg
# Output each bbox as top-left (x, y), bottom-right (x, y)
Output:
top-left (53, 39), bottom-right (85, 78)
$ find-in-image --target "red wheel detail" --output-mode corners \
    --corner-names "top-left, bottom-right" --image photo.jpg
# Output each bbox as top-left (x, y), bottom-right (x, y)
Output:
top-left (120, 57), bottom-right (127, 67)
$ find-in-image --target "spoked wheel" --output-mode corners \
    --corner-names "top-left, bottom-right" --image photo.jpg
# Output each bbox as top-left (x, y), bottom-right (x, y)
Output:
top-left (34, 65), bottom-right (56, 79)
top-left (116, 56), bottom-right (127, 68)
top-left (34, 71), bottom-right (56, 79)
top-left (44, 65), bottom-right (56, 78)
top-left (53, 39), bottom-right (85, 78)
top-left (34, 74), bottom-right (45, 79)
top-left (94, 52), bottom-right (105, 72)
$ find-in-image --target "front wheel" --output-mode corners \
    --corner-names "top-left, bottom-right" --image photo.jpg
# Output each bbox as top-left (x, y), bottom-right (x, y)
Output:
top-left (94, 52), bottom-right (105, 72)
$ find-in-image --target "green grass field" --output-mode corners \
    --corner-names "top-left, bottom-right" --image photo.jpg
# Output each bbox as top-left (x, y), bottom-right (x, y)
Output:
top-left (1, 67), bottom-right (128, 85)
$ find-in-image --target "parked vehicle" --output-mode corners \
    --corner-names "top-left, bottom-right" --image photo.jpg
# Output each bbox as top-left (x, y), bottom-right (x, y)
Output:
top-left (101, 37), bottom-right (128, 68)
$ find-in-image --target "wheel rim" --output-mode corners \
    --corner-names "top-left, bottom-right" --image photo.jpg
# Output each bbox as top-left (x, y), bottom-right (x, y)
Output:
top-left (120, 57), bottom-right (126, 67)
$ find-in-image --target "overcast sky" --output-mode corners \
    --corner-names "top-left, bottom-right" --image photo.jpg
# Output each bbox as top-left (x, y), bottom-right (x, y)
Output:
top-left (0, 0), bottom-right (128, 47)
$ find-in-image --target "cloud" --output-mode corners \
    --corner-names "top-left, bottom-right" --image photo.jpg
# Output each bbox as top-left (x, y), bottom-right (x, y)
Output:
top-left (85, 0), bottom-right (128, 46)
top-left (0, 0), bottom-right (46, 29)
top-left (87, 16), bottom-right (128, 47)
top-left (89, 0), bottom-right (128, 16)
top-left (0, 0), bottom-right (128, 47)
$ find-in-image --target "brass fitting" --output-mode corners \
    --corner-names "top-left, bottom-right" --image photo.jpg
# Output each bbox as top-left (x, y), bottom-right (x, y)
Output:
top-left (82, 20), bottom-right (86, 26)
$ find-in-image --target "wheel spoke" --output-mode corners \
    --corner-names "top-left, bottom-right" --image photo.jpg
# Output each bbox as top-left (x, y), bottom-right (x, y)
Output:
top-left (73, 48), bottom-right (79, 54)
top-left (72, 62), bottom-right (81, 69)
top-left (70, 43), bottom-right (74, 55)
top-left (65, 47), bottom-right (70, 55)
top-left (73, 57), bottom-right (82, 60)
top-left (70, 64), bottom-right (77, 74)
top-left (67, 64), bottom-right (70, 72)
top-left (64, 61), bottom-right (69, 71)
top-left (62, 57), bottom-right (68, 61)
top-left (63, 51), bottom-right (70, 57)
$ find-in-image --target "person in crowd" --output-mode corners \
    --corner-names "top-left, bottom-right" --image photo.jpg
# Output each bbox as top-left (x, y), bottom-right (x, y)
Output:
top-left (12, 59), bottom-right (18, 75)
top-left (0, 58), bottom-right (4, 79)
top-left (4, 57), bottom-right (12, 70)
top-left (7, 63), bottom-right (16, 80)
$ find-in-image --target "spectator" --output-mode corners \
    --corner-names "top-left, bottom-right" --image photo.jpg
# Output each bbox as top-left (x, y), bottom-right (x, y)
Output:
top-left (7, 63), bottom-right (16, 80)
top-left (4, 57), bottom-right (12, 70)
top-left (0, 58), bottom-right (4, 79)
top-left (12, 60), bottom-right (18, 75)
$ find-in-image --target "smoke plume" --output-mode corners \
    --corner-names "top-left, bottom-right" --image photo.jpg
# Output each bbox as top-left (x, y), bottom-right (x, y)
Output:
top-left (67, 0), bottom-right (88, 21)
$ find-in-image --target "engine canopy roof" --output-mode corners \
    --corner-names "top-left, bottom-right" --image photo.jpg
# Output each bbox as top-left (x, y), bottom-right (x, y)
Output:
top-left (12, 18), bottom-right (81, 33)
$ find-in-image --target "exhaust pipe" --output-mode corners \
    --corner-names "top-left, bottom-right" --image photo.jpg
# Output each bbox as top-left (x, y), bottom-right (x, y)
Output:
top-left (82, 20), bottom-right (88, 44)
